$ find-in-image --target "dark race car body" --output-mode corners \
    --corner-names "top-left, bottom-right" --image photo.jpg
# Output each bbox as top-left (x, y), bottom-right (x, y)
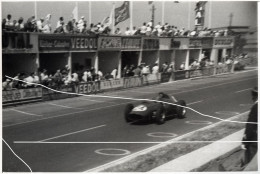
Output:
top-left (124, 93), bottom-right (186, 124)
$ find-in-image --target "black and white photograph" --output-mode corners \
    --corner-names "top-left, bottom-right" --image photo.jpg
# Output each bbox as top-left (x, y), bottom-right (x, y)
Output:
top-left (1, 0), bottom-right (258, 172)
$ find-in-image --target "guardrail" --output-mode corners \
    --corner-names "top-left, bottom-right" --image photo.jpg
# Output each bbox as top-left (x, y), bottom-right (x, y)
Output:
top-left (2, 65), bottom-right (233, 106)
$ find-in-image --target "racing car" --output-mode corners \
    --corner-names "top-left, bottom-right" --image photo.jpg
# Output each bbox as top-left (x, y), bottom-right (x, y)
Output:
top-left (124, 92), bottom-right (186, 124)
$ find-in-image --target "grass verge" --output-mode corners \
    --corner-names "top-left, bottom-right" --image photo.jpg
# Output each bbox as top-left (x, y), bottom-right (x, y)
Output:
top-left (103, 113), bottom-right (248, 172)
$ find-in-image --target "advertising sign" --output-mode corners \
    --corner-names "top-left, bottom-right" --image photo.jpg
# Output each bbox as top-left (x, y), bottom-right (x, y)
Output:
top-left (76, 81), bottom-right (100, 94)
top-left (213, 37), bottom-right (234, 48)
top-left (142, 38), bottom-right (159, 50)
top-left (201, 67), bottom-right (214, 76)
top-left (98, 36), bottom-right (121, 50)
top-left (189, 38), bottom-right (202, 48)
top-left (171, 38), bottom-right (189, 49)
top-left (201, 37), bottom-right (213, 48)
top-left (173, 70), bottom-right (190, 80)
top-left (189, 69), bottom-right (203, 78)
top-left (3, 88), bottom-right (42, 103)
top-left (122, 37), bottom-right (141, 50)
top-left (123, 77), bottom-right (142, 88)
top-left (100, 79), bottom-right (123, 90)
top-left (42, 84), bottom-right (76, 100)
top-left (160, 73), bottom-right (172, 83)
top-left (39, 35), bottom-right (70, 50)
top-left (160, 38), bottom-right (172, 50)
top-left (70, 36), bottom-right (97, 50)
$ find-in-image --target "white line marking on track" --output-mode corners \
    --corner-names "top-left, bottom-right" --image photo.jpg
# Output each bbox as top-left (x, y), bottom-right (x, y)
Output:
top-left (187, 100), bottom-right (203, 105)
top-left (78, 98), bottom-right (115, 103)
top-left (36, 124), bottom-right (106, 142)
top-left (13, 140), bottom-right (254, 144)
top-left (235, 88), bottom-right (252, 93)
top-left (9, 109), bottom-right (42, 117)
top-left (48, 103), bottom-right (82, 109)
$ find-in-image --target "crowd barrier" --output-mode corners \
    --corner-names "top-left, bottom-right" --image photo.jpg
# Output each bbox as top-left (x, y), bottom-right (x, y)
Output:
top-left (3, 65), bottom-right (234, 106)
top-left (3, 87), bottom-right (42, 106)
top-left (42, 84), bottom-right (77, 100)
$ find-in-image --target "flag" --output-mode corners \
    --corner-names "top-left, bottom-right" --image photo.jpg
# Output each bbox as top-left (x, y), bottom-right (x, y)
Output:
top-left (102, 9), bottom-right (113, 27)
top-left (72, 5), bottom-right (78, 21)
top-left (148, 1), bottom-right (153, 5)
top-left (114, 1), bottom-right (130, 26)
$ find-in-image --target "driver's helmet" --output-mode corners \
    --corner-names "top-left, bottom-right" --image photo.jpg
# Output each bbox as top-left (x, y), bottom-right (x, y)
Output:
top-left (158, 92), bottom-right (167, 99)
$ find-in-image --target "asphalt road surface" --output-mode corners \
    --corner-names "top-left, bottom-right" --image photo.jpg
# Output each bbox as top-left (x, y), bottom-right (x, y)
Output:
top-left (2, 69), bottom-right (257, 172)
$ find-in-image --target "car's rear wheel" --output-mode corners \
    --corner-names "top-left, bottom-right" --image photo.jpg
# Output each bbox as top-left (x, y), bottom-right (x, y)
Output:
top-left (124, 104), bottom-right (134, 122)
top-left (155, 105), bottom-right (166, 124)
top-left (176, 100), bottom-right (186, 119)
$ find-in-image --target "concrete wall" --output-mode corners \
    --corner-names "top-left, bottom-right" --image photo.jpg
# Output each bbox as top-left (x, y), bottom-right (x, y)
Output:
top-left (3, 54), bottom-right (38, 77)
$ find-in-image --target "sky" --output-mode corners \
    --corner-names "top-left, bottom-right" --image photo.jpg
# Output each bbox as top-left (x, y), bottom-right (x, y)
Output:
top-left (1, 0), bottom-right (258, 32)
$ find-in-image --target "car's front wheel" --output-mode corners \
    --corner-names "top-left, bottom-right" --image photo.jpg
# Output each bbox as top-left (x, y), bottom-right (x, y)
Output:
top-left (155, 105), bottom-right (166, 124)
top-left (176, 100), bottom-right (186, 119)
top-left (124, 104), bottom-right (134, 122)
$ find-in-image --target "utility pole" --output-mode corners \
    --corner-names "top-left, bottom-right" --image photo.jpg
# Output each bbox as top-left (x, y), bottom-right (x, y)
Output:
top-left (151, 4), bottom-right (156, 28)
top-left (229, 13), bottom-right (233, 26)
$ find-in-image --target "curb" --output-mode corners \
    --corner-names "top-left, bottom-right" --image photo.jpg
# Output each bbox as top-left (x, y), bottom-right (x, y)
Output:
top-left (149, 129), bottom-right (244, 172)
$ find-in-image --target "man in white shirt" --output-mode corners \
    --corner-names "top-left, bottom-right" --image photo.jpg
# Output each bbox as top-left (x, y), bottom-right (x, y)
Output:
top-left (140, 22), bottom-right (147, 35)
top-left (36, 18), bottom-right (45, 32)
top-left (152, 63), bottom-right (159, 74)
top-left (111, 68), bottom-right (118, 79)
top-left (131, 26), bottom-right (137, 35)
top-left (125, 27), bottom-right (131, 35)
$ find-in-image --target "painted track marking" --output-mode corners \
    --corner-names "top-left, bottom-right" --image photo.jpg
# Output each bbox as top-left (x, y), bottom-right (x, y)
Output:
top-left (186, 120), bottom-right (213, 125)
top-left (147, 132), bottom-right (178, 138)
top-left (37, 125), bottom-right (106, 142)
top-left (48, 103), bottom-right (82, 109)
top-left (187, 100), bottom-right (203, 106)
top-left (95, 149), bottom-right (131, 156)
top-left (235, 88), bottom-right (252, 93)
top-left (9, 109), bottom-right (42, 117)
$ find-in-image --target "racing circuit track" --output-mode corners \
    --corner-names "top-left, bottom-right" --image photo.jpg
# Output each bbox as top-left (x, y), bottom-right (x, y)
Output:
top-left (2, 69), bottom-right (258, 172)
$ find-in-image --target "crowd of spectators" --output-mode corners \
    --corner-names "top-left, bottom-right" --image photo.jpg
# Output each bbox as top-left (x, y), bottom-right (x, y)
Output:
top-left (2, 13), bottom-right (230, 37)
top-left (2, 53), bottom-right (252, 91)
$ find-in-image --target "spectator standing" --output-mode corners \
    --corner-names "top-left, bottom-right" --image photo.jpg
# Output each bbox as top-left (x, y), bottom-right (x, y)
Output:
top-left (140, 22), bottom-right (147, 35)
top-left (24, 73), bottom-right (35, 87)
top-left (241, 87), bottom-right (258, 168)
top-left (131, 26), bottom-right (137, 35)
top-left (97, 69), bottom-right (103, 80)
top-left (56, 17), bottom-right (64, 29)
top-left (111, 68), bottom-right (118, 79)
top-left (125, 27), bottom-right (131, 35)
top-left (134, 66), bottom-right (142, 77)
top-left (179, 62), bottom-right (185, 70)
top-left (77, 16), bottom-right (85, 32)
top-left (36, 17), bottom-right (45, 32)
top-left (25, 16), bottom-right (36, 32)
top-left (5, 14), bottom-right (13, 30)
top-left (114, 28), bottom-right (121, 35)
top-left (2, 78), bottom-right (12, 91)
top-left (15, 17), bottom-right (24, 31)
top-left (152, 63), bottom-right (159, 74)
